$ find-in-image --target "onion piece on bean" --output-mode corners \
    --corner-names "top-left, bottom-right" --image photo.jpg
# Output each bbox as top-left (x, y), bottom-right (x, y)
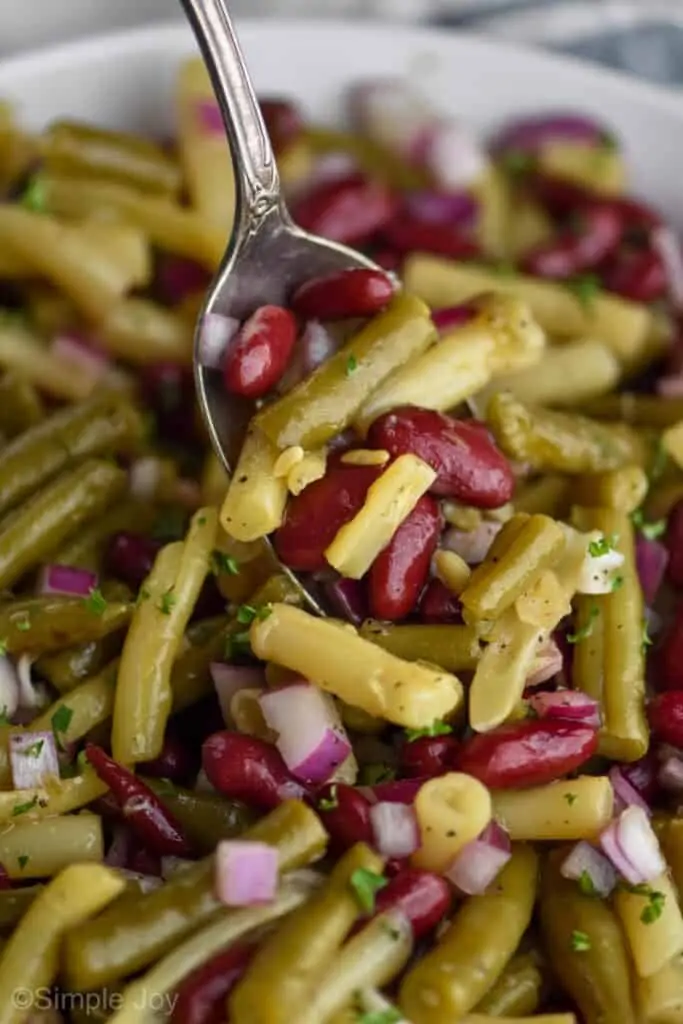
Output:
top-left (211, 663), bottom-right (266, 727)
top-left (9, 730), bottom-right (60, 789)
top-left (652, 226), bottom-right (683, 310)
top-left (599, 806), bottom-right (665, 885)
top-left (416, 119), bottom-right (487, 190)
top-left (404, 190), bottom-right (478, 227)
top-left (441, 522), bottom-right (502, 565)
top-left (636, 536), bottom-right (669, 606)
top-left (37, 564), bottom-right (98, 599)
top-left (527, 689), bottom-right (601, 728)
top-left (525, 638), bottom-right (564, 688)
top-left (215, 839), bottom-right (278, 907)
top-left (609, 765), bottom-right (652, 816)
top-left (198, 312), bottom-right (240, 369)
top-left (560, 840), bottom-right (616, 897)
top-left (348, 78), bottom-right (433, 159)
top-left (445, 820), bottom-right (512, 895)
top-left (258, 683), bottom-right (352, 786)
top-left (370, 801), bottom-right (420, 858)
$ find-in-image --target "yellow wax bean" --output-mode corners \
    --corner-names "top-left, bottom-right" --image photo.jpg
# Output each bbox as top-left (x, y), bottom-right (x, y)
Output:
top-left (412, 773), bottom-right (492, 872)
top-left (492, 776), bottom-right (614, 841)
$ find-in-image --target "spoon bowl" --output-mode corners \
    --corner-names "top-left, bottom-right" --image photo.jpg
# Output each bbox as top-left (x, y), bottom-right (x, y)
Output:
top-left (181, 0), bottom-right (382, 613)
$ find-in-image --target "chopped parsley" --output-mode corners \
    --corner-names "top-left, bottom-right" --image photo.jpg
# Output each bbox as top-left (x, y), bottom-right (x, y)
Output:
top-left (564, 792), bottom-right (578, 806)
top-left (588, 535), bottom-right (615, 558)
top-left (345, 354), bottom-right (358, 377)
top-left (566, 273), bottom-right (601, 310)
top-left (578, 870), bottom-right (597, 897)
top-left (626, 885), bottom-right (668, 924)
top-left (21, 177), bottom-right (47, 213)
top-left (21, 739), bottom-right (44, 759)
top-left (83, 588), bottom-right (107, 616)
top-left (211, 551), bottom-right (240, 576)
top-left (51, 705), bottom-right (73, 749)
top-left (17, 854), bottom-right (29, 870)
top-left (350, 867), bottom-right (388, 914)
top-left (500, 149), bottom-right (536, 176)
top-left (570, 930), bottom-right (591, 952)
top-left (318, 785), bottom-right (339, 812)
top-left (15, 616), bottom-right (30, 633)
top-left (631, 509), bottom-right (666, 541)
top-left (12, 795), bottom-right (39, 817)
top-left (405, 720), bottom-right (452, 742)
top-left (567, 605), bottom-right (599, 644)
top-left (611, 575), bottom-right (624, 592)
top-left (77, 749), bottom-right (89, 772)
top-left (0, 640), bottom-right (7, 657)
top-left (642, 618), bottom-right (653, 652)
top-left (157, 588), bottom-right (177, 616)
top-left (136, 585), bottom-right (151, 607)
top-left (236, 604), bottom-right (271, 625)
top-left (224, 630), bottom-right (251, 660)
top-left (356, 1010), bottom-right (402, 1024)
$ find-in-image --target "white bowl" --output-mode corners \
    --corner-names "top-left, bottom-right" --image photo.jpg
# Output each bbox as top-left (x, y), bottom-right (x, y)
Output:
top-left (0, 19), bottom-right (681, 229)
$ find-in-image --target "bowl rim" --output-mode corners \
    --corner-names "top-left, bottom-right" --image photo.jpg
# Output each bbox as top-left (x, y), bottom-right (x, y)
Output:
top-left (0, 16), bottom-right (681, 122)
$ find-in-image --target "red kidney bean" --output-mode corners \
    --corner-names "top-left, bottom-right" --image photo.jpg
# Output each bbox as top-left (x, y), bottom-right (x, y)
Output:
top-left (382, 216), bottom-right (480, 260)
top-left (372, 248), bottom-right (403, 273)
top-left (291, 172), bottom-right (397, 247)
top-left (521, 202), bottom-right (622, 279)
top-left (457, 720), bottom-right (599, 788)
top-left (368, 406), bottom-right (514, 508)
top-left (526, 173), bottom-right (662, 233)
top-left (323, 577), bottom-right (368, 627)
top-left (106, 531), bottom-right (162, 590)
top-left (655, 605), bottom-right (683, 691)
top-left (369, 495), bottom-right (443, 621)
top-left (127, 844), bottom-right (162, 878)
top-left (172, 943), bottom-right (255, 1024)
top-left (139, 728), bottom-right (198, 784)
top-left (620, 753), bottom-right (660, 804)
top-left (374, 869), bottom-right (452, 940)
top-left (316, 782), bottom-right (373, 853)
top-left (399, 734), bottom-right (461, 779)
top-left (0, 864), bottom-right (11, 890)
top-left (666, 500), bottom-right (683, 588)
top-left (140, 362), bottom-right (196, 445)
top-left (432, 304), bottom-right (476, 334)
top-left (223, 305), bottom-right (298, 399)
top-left (291, 269), bottom-right (394, 321)
top-left (155, 255), bottom-right (210, 307)
top-left (274, 463), bottom-right (382, 571)
top-left (259, 97), bottom-right (304, 155)
top-left (418, 579), bottom-right (463, 624)
top-left (649, 692), bottom-right (683, 749)
top-left (202, 731), bottom-right (310, 811)
top-left (600, 246), bottom-right (667, 302)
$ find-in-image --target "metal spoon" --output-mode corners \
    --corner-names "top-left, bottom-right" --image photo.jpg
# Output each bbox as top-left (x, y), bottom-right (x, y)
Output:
top-left (181, 0), bottom-right (382, 614)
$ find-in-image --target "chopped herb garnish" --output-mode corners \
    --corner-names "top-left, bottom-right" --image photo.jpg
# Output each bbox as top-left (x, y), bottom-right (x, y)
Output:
top-left (17, 854), bottom-right (29, 870)
top-left (611, 575), bottom-right (624, 592)
top-left (626, 885), bottom-right (667, 924)
top-left (158, 588), bottom-right (177, 616)
top-left (359, 763), bottom-right (396, 786)
top-left (83, 588), bottom-right (107, 615)
top-left (566, 274), bottom-right (601, 310)
top-left (236, 603), bottom-right (271, 625)
top-left (22, 740), bottom-right (44, 758)
top-left (631, 508), bottom-right (666, 541)
top-left (350, 867), bottom-right (388, 914)
top-left (500, 149), bottom-right (535, 176)
top-left (77, 749), bottom-right (89, 772)
top-left (211, 551), bottom-right (240, 576)
top-left (21, 177), bottom-right (47, 213)
top-left (136, 585), bottom-right (151, 607)
top-left (318, 785), bottom-right (339, 812)
top-left (197, 515), bottom-right (207, 526)
top-left (345, 354), bottom-right (358, 376)
top-left (224, 631), bottom-right (251, 660)
top-left (51, 705), bottom-right (73, 748)
top-left (12, 795), bottom-right (39, 817)
top-left (642, 618), bottom-right (653, 652)
top-left (588, 536), bottom-right (615, 558)
top-left (578, 870), bottom-right (597, 896)
top-left (0, 709), bottom-right (10, 726)
top-left (567, 605), bottom-right (599, 644)
top-left (15, 616), bottom-right (30, 633)
top-left (564, 792), bottom-right (578, 806)
top-left (405, 720), bottom-right (452, 742)
top-left (0, 640), bottom-right (7, 657)
top-left (570, 929), bottom-right (591, 952)
top-left (356, 1010), bottom-right (402, 1024)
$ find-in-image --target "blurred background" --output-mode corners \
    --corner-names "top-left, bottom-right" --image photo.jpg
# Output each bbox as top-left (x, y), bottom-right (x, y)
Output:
top-left (1, 0), bottom-right (683, 87)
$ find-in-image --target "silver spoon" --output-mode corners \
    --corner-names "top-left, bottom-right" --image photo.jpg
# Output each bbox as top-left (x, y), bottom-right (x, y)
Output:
top-left (181, 0), bottom-right (383, 614)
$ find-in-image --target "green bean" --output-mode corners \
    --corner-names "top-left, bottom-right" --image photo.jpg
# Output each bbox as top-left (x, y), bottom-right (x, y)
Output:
top-left (572, 466), bottom-right (648, 515)
top-left (399, 846), bottom-right (538, 1023)
top-left (0, 391), bottom-right (141, 518)
top-left (305, 126), bottom-right (428, 190)
top-left (474, 953), bottom-right (543, 1017)
top-left (143, 778), bottom-right (256, 854)
top-left (42, 120), bottom-right (182, 195)
top-left (0, 373), bottom-right (43, 438)
top-left (0, 459), bottom-right (127, 590)
top-left (583, 393), bottom-right (683, 429)
top-left (112, 508), bottom-right (216, 763)
top-left (254, 295), bottom-right (436, 449)
top-left (539, 853), bottom-right (638, 1024)
top-left (35, 634), bottom-right (122, 693)
top-left (486, 391), bottom-right (647, 474)
top-left (0, 887), bottom-right (41, 932)
top-left (360, 619), bottom-right (480, 671)
top-left (461, 514), bottom-right (565, 621)
top-left (54, 499), bottom-right (157, 571)
top-left (658, 819), bottom-right (683, 895)
top-left (0, 814), bottom-right (103, 880)
top-left (229, 843), bottom-right (385, 1024)
top-left (32, 662), bottom-right (118, 744)
top-left (572, 507), bottom-right (648, 762)
top-left (62, 800), bottom-right (328, 991)
top-left (0, 593), bottom-right (131, 654)
top-left (513, 475), bottom-right (570, 518)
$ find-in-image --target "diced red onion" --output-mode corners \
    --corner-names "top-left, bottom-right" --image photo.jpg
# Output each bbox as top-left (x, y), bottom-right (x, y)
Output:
top-left (621, 754), bottom-right (660, 803)
top-left (129, 457), bottom-right (163, 501)
top-left (37, 564), bottom-right (98, 599)
top-left (363, 777), bottom-right (428, 806)
top-left (491, 114), bottom-right (609, 155)
top-left (636, 536), bottom-right (669, 606)
top-left (527, 689), bottom-right (601, 728)
top-left (432, 305), bottom-right (476, 335)
top-left (404, 190), bottom-right (478, 227)
top-left (652, 226), bottom-right (683, 310)
top-left (258, 683), bottom-right (352, 785)
top-left (560, 840), bottom-right (617, 897)
top-left (16, 656), bottom-right (48, 711)
top-left (198, 312), bottom-right (240, 370)
top-left (161, 856), bottom-right (195, 879)
top-left (210, 663), bottom-right (266, 727)
top-left (195, 99), bottom-right (225, 135)
top-left (658, 374), bottom-right (683, 399)
top-left (415, 119), bottom-right (487, 190)
top-left (0, 658), bottom-right (19, 719)
top-left (52, 333), bottom-right (110, 381)
top-left (599, 806), bottom-right (665, 885)
top-left (323, 577), bottom-right (368, 627)
top-left (300, 320), bottom-right (338, 374)
top-left (215, 839), bottom-right (278, 906)
top-left (156, 256), bottom-right (210, 305)
top-left (445, 820), bottom-right (512, 895)
top-left (441, 522), bottom-right (502, 565)
top-left (370, 801), bottom-right (420, 858)
top-left (658, 755), bottom-right (683, 792)
top-left (9, 730), bottom-right (59, 789)
top-left (609, 765), bottom-right (652, 816)
top-left (348, 79), bottom-right (433, 160)
top-left (525, 638), bottom-right (564, 688)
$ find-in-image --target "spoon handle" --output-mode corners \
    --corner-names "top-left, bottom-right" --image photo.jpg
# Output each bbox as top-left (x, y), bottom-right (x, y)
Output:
top-left (180, 0), bottom-right (281, 222)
